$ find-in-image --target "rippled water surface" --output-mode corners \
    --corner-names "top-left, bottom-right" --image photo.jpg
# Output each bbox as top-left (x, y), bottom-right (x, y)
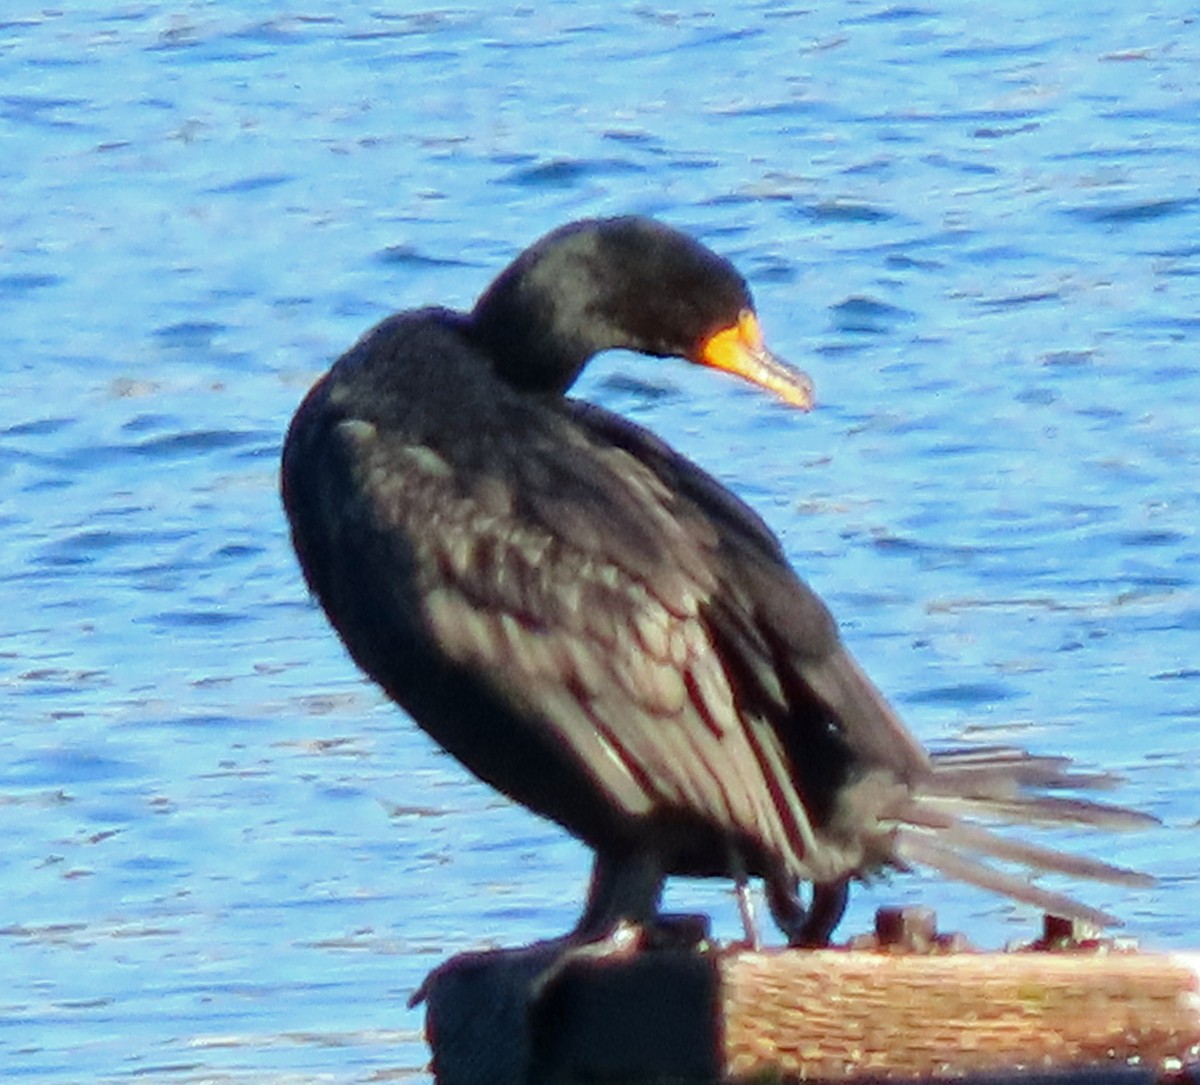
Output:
top-left (3, 4), bottom-right (1199, 1081)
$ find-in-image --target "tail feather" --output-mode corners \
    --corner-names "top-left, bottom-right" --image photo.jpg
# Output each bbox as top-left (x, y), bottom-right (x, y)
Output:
top-left (920, 746), bottom-right (1158, 830)
top-left (926, 746), bottom-right (1118, 792)
top-left (880, 746), bottom-right (1157, 928)
top-left (896, 807), bottom-right (1153, 886)
top-left (911, 790), bottom-right (1158, 832)
top-left (893, 829), bottom-right (1123, 929)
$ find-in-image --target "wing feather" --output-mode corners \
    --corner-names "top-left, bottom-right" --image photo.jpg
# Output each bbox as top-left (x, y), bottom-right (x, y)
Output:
top-left (339, 408), bottom-right (815, 873)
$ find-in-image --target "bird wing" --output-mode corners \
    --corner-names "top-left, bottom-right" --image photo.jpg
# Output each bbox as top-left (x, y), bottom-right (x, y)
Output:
top-left (316, 391), bottom-right (844, 878)
top-left (571, 402), bottom-right (934, 785)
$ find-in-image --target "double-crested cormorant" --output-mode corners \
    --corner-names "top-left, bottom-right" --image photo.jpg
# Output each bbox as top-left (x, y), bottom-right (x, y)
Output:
top-left (281, 216), bottom-right (1152, 946)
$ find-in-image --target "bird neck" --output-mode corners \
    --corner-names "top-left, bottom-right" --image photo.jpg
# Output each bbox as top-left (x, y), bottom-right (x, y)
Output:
top-left (468, 289), bottom-right (596, 397)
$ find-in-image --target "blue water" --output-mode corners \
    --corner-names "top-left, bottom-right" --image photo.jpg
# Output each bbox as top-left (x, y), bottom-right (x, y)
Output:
top-left (3, 4), bottom-right (1198, 1081)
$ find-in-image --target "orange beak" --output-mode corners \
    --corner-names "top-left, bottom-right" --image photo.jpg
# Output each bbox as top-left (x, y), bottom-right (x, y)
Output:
top-left (698, 310), bottom-right (814, 410)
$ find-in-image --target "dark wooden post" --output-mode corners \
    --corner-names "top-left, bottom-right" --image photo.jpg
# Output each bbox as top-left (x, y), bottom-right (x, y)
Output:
top-left (420, 913), bottom-right (1200, 1084)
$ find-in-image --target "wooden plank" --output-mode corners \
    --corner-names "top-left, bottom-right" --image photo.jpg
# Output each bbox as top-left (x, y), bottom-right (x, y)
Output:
top-left (419, 913), bottom-right (1200, 1085)
top-left (723, 950), bottom-right (1200, 1081)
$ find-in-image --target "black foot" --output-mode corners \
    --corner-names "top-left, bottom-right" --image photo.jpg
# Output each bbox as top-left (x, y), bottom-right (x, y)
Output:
top-left (572, 851), bottom-right (665, 942)
top-left (766, 878), bottom-right (850, 948)
top-left (530, 918), bottom-right (644, 1000)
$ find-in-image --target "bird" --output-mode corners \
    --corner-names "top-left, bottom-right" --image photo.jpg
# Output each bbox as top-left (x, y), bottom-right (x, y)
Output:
top-left (281, 215), bottom-right (1153, 948)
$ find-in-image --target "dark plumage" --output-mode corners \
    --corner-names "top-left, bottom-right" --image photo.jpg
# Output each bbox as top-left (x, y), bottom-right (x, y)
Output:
top-left (281, 216), bottom-right (1153, 946)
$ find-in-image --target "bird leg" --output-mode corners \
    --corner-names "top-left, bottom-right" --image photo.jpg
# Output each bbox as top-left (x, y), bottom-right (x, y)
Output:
top-left (734, 879), bottom-right (762, 950)
top-left (802, 880), bottom-right (850, 946)
top-left (525, 852), bottom-right (666, 1002)
top-left (766, 876), bottom-right (850, 948)
top-left (572, 850), bottom-right (665, 942)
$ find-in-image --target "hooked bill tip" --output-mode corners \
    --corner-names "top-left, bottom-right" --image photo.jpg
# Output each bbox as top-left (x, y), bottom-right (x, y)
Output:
top-left (699, 311), bottom-right (814, 410)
